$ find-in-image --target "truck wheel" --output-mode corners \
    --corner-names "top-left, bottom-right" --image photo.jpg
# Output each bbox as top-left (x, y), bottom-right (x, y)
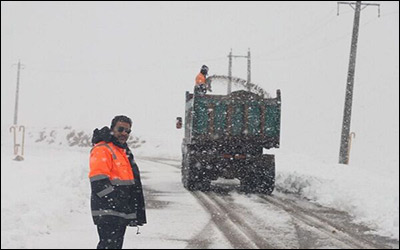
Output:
top-left (240, 155), bottom-right (275, 195)
top-left (240, 172), bottom-right (257, 193)
top-left (182, 152), bottom-right (195, 190)
top-left (255, 155), bottom-right (275, 195)
top-left (182, 152), bottom-right (211, 191)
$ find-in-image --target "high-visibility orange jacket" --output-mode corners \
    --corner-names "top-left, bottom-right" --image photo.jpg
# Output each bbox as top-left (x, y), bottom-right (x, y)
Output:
top-left (89, 141), bottom-right (140, 225)
top-left (195, 72), bottom-right (206, 85)
top-left (89, 141), bottom-right (135, 183)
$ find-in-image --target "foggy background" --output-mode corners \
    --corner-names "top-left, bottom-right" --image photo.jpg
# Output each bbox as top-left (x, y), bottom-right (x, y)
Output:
top-left (1, 1), bottom-right (399, 169)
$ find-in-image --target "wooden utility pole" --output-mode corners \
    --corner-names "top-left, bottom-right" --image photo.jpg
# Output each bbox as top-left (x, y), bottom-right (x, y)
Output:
top-left (338, 1), bottom-right (380, 164)
top-left (228, 49), bottom-right (232, 95)
top-left (247, 49), bottom-right (251, 90)
top-left (13, 60), bottom-right (24, 125)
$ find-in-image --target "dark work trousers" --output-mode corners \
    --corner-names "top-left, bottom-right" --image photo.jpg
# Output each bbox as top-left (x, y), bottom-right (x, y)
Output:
top-left (96, 224), bottom-right (127, 249)
top-left (194, 84), bottom-right (207, 96)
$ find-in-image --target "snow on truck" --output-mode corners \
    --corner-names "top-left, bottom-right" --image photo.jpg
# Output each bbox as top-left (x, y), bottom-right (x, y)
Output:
top-left (176, 88), bottom-right (281, 194)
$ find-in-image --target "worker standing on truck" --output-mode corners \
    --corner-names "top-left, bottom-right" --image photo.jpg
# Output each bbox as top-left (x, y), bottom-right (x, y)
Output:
top-left (195, 65), bottom-right (209, 96)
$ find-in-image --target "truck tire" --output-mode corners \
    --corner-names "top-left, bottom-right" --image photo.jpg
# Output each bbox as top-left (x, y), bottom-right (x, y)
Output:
top-left (256, 154), bottom-right (275, 195)
top-left (182, 151), bottom-right (211, 191)
top-left (240, 155), bottom-right (275, 195)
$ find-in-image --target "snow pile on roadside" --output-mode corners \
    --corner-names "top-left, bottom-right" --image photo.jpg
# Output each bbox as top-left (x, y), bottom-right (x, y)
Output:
top-left (6, 125), bottom-right (179, 160)
top-left (22, 126), bottom-right (146, 149)
top-left (27, 126), bottom-right (92, 147)
top-left (274, 150), bottom-right (399, 240)
top-left (1, 142), bottom-right (92, 248)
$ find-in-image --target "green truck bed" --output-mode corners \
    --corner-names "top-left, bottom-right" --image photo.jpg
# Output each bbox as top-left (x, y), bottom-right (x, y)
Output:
top-left (184, 90), bottom-right (281, 149)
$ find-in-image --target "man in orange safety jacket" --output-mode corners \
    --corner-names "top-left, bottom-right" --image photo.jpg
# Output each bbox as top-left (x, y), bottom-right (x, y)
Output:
top-left (89, 115), bottom-right (146, 249)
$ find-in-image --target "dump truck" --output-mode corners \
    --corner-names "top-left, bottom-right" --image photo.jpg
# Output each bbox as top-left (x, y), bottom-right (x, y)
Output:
top-left (176, 89), bottom-right (281, 194)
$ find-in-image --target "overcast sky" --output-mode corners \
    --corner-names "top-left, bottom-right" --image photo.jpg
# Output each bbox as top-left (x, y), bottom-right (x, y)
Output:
top-left (1, 1), bottom-right (399, 166)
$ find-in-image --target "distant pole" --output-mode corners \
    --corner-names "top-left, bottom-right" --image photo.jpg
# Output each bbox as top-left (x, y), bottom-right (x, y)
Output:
top-left (247, 48), bottom-right (251, 91)
top-left (338, 1), bottom-right (380, 164)
top-left (228, 49), bottom-right (232, 95)
top-left (227, 49), bottom-right (251, 94)
top-left (13, 60), bottom-right (24, 126)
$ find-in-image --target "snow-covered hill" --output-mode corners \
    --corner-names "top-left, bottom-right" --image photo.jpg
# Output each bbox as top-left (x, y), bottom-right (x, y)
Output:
top-left (24, 126), bottom-right (146, 149)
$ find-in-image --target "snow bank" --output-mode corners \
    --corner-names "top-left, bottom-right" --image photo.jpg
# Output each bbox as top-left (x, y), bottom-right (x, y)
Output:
top-left (1, 142), bottom-right (92, 248)
top-left (20, 126), bottom-right (146, 149)
top-left (22, 126), bottom-right (181, 159)
top-left (274, 150), bottom-right (399, 240)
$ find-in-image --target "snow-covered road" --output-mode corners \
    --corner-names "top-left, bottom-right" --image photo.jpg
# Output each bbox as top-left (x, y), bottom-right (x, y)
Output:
top-left (1, 143), bottom-right (399, 248)
top-left (143, 157), bottom-right (399, 249)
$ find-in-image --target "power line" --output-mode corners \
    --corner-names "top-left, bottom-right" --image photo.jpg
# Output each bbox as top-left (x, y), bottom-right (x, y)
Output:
top-left (253, 7), bottom-right (338, 61)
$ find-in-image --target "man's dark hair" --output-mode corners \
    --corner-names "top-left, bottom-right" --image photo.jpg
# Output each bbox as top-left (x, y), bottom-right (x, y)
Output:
top-left (111, 115), bottom-right (132, 129)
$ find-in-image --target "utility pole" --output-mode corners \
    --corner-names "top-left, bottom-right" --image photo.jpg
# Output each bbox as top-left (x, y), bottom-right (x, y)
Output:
top-left (11, 60), bottom-right (26, 161)
top-left (227, 49), bottom-right (252, 94)
top-left (228, 49), bottom-right (232, 95)
top-left (337, 1), bottom-right (380, 165)
top-left (247, 49), bottom-right (251, 90)
top-left (13, 60), bottom-right (24, 126)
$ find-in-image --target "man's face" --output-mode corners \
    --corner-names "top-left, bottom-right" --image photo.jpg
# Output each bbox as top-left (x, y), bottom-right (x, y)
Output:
top-left (112, 121), bottom-right (131, 144)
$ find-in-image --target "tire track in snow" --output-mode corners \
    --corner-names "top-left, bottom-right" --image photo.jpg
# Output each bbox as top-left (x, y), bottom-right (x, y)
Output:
top-left (140, 156), bottom-right (398, 249)
top-left (192, 191), bottom-right (273, 249)
top-left (259, 194), bottom-right (396, 249)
